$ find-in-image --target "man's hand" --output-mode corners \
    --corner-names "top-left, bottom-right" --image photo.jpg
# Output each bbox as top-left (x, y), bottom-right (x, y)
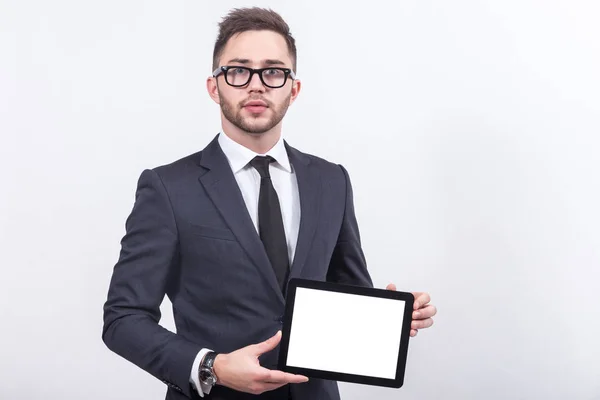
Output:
top-left (386, 283), bottom-right (437, 337)
top-left (212, 331), bottom-right (308, 395)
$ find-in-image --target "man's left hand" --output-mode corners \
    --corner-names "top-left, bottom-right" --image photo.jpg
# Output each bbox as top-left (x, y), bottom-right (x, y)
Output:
top-left (386, 283), bottom-right (436, 337)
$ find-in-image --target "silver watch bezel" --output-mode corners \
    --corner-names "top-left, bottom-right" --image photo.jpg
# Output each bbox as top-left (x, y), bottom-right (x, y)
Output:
top-left (200, 366), bottom-right (217, 386)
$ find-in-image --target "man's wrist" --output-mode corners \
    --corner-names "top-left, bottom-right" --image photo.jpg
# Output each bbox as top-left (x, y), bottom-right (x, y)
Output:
top-left (212, 354), bottom-right (225, 386)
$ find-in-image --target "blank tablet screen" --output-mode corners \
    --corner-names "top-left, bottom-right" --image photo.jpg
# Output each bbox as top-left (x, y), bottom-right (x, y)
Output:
top-left (285, 286), bottom-right (406, 379)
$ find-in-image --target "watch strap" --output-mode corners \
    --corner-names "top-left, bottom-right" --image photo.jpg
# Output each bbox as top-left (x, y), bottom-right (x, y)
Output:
top-left (202, 351), bottom-right (218, 370)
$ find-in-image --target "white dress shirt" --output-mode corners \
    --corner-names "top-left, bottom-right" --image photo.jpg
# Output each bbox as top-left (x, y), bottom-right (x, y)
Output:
top-left (189, 132), bottom-right (301, 396)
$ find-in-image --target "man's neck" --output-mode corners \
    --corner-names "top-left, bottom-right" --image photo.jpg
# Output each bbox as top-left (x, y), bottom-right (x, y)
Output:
top-left (221, 123), bottom-right (282, 154)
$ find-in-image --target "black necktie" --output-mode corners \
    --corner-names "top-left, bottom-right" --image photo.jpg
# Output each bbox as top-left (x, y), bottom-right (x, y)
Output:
top-left (249, 156), bottom-right (289, 292)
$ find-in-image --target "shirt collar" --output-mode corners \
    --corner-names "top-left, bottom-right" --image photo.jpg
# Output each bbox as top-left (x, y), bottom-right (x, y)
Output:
top-left (218, 132), bottom-right (292, 174)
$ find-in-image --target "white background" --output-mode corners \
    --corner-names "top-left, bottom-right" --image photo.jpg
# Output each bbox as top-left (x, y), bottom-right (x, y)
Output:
top-left (2, 1), bottom-right (599, 399)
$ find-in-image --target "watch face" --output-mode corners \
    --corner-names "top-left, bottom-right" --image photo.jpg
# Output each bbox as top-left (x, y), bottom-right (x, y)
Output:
top-left (200, 368), bottom-right (216, 385)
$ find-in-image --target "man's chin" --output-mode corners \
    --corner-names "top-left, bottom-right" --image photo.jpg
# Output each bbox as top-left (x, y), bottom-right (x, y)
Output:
top-left (243, 126), bottom-right (273, 135)
top-left (231, 123), bottom-right (269, 135)
top-left (236, 119), bottom-right (275, 135)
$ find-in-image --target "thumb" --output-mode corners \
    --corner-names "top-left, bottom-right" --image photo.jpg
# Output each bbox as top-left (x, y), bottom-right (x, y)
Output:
top-left (252, 330), bottom-right (282, 356)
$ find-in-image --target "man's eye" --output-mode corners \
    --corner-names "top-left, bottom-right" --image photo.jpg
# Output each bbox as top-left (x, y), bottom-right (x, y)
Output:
top-left (231, 68), bottom-right (246, 74)
top-left (265, 69), bottom-right (280, 75)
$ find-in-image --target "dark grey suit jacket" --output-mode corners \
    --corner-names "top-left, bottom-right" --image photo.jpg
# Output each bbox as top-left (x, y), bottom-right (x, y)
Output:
top-left (102, 135), bottom-right (374, 400)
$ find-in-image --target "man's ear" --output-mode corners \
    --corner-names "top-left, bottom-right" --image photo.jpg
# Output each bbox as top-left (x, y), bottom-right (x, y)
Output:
top-left (207, 77), bottom-right (221, 105)
top-left (289, 79), bottom-right (302, 105)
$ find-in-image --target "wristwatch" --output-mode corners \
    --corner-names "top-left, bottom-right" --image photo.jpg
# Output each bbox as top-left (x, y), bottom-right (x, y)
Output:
top-left (199, 351), bottom-right (219, 388)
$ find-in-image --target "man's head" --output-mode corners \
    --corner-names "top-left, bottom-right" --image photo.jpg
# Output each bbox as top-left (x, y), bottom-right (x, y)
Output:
top-left (207, 8), bottom-right (301, 137)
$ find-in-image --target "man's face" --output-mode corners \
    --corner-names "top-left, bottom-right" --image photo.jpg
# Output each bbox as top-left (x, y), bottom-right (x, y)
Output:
top-left (208, 30), bottom-right (300, 135)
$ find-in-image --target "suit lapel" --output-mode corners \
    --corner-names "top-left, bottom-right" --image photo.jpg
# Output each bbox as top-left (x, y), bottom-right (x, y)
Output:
top-left (286, 143), bottom-right (321, 280)
top-left (197, 136), bottom-right (284, 304)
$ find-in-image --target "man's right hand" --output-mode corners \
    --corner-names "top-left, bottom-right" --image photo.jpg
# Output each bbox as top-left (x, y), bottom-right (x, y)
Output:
top-left (212, 330), bottom-right (309, 395)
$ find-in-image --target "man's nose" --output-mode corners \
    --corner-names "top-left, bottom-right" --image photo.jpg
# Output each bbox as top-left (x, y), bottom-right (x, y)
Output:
top-left (247, 71), bottom-right (265, 92)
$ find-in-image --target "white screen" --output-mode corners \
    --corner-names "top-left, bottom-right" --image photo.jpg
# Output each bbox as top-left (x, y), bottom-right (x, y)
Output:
top-left (285, 287), bottom-right (406, 379)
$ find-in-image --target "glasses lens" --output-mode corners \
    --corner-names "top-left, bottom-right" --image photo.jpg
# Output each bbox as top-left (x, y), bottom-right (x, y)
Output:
top-left (226, 67), bottom-right (251, 86)
top-left (261, 68), bottom-right (286, 87)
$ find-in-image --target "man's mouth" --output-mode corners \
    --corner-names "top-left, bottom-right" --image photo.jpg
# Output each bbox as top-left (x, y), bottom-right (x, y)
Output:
top-left (243, 100), bottom-right (269, 114)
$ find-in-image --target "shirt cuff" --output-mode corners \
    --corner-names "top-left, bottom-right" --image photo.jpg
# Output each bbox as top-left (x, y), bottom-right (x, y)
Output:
top-left (189, 348), bottom-right (214, 397)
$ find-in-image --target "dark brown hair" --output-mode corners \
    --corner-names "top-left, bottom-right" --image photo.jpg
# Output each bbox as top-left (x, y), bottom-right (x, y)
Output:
top-left (212, 7), bottom-right (297, 71)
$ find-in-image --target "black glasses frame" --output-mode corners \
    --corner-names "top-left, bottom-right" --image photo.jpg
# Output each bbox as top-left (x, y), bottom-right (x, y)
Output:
top-left (212, 66), bottom-right (296, 88)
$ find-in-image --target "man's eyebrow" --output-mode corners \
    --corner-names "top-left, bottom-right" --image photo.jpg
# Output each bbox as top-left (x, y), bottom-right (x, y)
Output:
top-left (227, 58), bottom-right (250, 64)
top-left (263, 59), bottom-right (285, 66)
top-left (225, 58), bottom-right (287, 66)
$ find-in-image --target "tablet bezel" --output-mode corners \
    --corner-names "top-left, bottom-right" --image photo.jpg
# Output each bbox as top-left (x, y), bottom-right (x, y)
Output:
top-left (277, 278), bottom-right (414, 388)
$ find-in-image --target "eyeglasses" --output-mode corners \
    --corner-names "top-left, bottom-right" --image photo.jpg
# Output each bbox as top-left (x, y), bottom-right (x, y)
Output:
top-left (212, 66), bottom-right (296, 89)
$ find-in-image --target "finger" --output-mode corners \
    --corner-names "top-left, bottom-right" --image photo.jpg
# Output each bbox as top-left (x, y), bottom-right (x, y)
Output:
top-left (412, 305), bottom-right (437, 320)
top-left (264, 369), bottom-right (309, 384)
top-left (410, 329), bottom-right (418, 337)
top-left (414, 293), bottom-right (430, 309)
top-left (411, 318), bottom-right (434, 330)
top-left (412, 292), bottom-right (431, 310)
top-left (386, 283), bottom-right (397, 291)
top-left (269, 371), bottom-right (309, 384)
top-left (252, 331), bottom-right (282, 355)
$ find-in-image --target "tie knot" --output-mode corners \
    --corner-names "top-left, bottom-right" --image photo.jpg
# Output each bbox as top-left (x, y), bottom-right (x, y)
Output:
top-left (250, 155), bottom-right (274, 178)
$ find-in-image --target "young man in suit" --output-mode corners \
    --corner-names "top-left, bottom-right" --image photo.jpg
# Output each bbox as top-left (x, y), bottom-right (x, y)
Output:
top-left (102, 7), bottom-right (437, 400)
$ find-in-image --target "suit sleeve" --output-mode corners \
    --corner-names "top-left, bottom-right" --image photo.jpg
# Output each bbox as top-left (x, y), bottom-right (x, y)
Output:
top-left (326, 165), bottom-right (374, 288)
top-left (102, 169), bottom-right (202, 398)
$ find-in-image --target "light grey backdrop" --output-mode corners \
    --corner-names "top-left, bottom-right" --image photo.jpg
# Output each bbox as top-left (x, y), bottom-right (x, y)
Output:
top-left (2, 0), bottom-right (599, 399)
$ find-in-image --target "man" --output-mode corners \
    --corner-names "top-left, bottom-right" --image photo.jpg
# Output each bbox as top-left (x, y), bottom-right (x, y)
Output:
top-left (102, 7), bottom-right (436, 400)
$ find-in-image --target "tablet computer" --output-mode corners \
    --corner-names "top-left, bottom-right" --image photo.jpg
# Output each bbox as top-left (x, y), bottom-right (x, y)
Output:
top-left (278, 278), bottom-right (414, 388)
